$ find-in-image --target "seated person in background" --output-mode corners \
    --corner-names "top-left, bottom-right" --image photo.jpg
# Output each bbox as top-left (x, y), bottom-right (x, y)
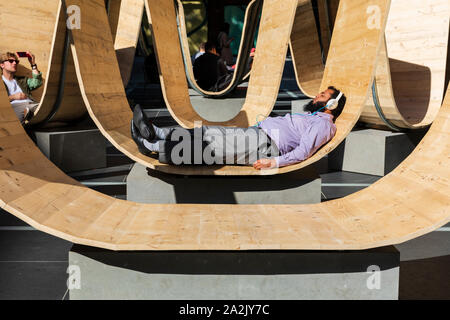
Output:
top-left (191, 42), bottom-right (205, 65)
top-left (193, 42), bottom-right (229, 91)
top-left (1, 51), bottom-right (42, 124)
top-left (217, 23), bottom-right (234, 66)
top-left (131, 87), bottom-right (346, 170)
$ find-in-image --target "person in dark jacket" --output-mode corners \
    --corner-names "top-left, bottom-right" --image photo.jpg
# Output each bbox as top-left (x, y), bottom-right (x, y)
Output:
top-left (193, 42), bottom-right (229, 91)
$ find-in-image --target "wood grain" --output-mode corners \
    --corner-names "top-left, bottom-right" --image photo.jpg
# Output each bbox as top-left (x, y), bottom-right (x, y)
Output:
top-left (110, 0), bottom-right (144, 86)
top-left (0, 0), bottom-right (87, 126)
top-left (361, 0), bottom-right (450, 128)
top-left (292, 0), bottom-right (449, 129)
top-left (145, 0), bottom-right (298, 128)
top-left (1, 0), bottom-right (449, 251)
top-left (177, 0), bottom-right (262, 97)
top-left (289, 0), bottom-right (324, 98)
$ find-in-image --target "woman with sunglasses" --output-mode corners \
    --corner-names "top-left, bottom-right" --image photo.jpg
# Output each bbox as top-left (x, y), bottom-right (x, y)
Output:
top-left (0, 51), bottom-right (42, 124)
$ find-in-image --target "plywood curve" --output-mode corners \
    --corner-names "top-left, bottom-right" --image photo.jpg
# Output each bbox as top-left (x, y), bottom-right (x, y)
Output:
top-left (177, 0), bottom-right (261, 97)
top-left (69, 0), bottom-right (390, 177)
top-left (289, 0), bottom-right (325, 99)
top-left (145, 0), bottom-right (297, 129)
top-left (360, 0), bottom-right (450, 129)
top-left (109, 0), bottom-right (144, 87)
top-left (290, 0), bottom-right (450, 129)
top-left (1, 0), bottom-right (449, 251)
top-left (0, 0), bottom-right (62, 124)
top-left (0, 0), bottom-right (87, 126)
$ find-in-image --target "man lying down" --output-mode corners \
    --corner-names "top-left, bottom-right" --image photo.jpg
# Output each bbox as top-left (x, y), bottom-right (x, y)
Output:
top-left (131, 86), bottom-right (346, 170)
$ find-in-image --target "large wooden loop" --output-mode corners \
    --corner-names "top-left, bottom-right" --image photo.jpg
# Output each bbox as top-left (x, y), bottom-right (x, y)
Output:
top-left (67, 0), bottom-right (389, 177)
top-left (1, 0), bottom-right (449, 251)
top-left (177, 0), bottom-right (262, 97)
top-left (290, 0), bottom-right (450, 129)
top-left (108, 0), bottom-right (145, 87)
top-left (0, 0), bottom-right (87, 126)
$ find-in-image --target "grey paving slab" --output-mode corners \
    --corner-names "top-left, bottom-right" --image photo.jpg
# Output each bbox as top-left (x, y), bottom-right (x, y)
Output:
top-left (0, 210), bottom-right (28, 227)
top-left (0, 262), bottom-right (68, 300)
top-left (70, 164), bottom-right (133, 178)
top-left (395, 231), bottom-right (450, 262)
top-left (89, 185), bottom-right (126, 198)
top-left (320, 171), bottom-right (381, 184)
top-left (399, 255), bottom-right (450, 300)
top-left (0, 231), bottom-right (72, 262)
top-left (322, 186), bottom-right (369, 200)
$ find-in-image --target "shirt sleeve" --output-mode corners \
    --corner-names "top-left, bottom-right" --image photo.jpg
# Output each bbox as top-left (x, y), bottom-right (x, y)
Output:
top-left (274, 144), bottom-right (311, 167)
top-left (27, 72), bottom-right (43, 91)
top-left (274, 122), bottom-right (333, 167)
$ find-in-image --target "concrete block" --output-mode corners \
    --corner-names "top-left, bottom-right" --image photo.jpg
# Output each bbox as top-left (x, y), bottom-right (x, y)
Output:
top-left (127, 163), bottom-right (321, 204)
top-left (329, 129), bottom-right (422, 176)
top-left (69, 245), bottom-right (399, 300)
top-left (35, 128), bottom-right (107, 173)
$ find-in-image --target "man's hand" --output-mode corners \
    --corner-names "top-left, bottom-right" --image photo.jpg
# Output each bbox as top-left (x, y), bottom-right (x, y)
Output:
top-left (253, 158), bottom-right (277, 170)
top-left (9, 92), bottom-right (27, 101)
top-left (26, 51), bottom-right (35, 65)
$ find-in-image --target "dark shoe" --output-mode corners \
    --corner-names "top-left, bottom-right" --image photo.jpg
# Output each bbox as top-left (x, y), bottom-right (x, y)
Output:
top-left (24, 107), bottom-right (34, 122)
top-left (131, 120), bottom-right (152, 156)
top-left (133, 104), bottom-right (155, 141)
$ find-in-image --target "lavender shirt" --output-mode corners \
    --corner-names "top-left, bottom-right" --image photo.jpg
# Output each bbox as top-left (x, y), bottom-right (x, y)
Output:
top-left (258, 112), bottom-right (337, 167)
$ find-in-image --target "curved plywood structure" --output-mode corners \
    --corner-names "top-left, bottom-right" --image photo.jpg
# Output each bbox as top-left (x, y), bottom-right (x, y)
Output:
top-left (360, 0), bottom-right (450, 129)
top-left (291, 0), bottom-right (449, 129)
top-left (177, 0), bottom-right (262, 97)
top-left (289, 0), bottom-right (325, 98)
top-left (67, 0), bottom-right (388, 177)
top-left (0, 0), bottom-right (87, 126)
top-left (1, 0), bottom-right (449, 251)
top-left (108, 0), bottom-right (144, 87)
top-left (145, 0), bottom-right (298, 129)
top-left (0, 0), bottom-right (60, 125)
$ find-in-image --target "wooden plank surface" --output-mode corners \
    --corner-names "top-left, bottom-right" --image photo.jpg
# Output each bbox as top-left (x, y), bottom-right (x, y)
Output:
top-left (360, 0), bottom-right (450, 128)
top-left (292, 0), bottom-right (449, 129)
top-left (0, 0), bottom-right (449, 251)
top-left (111, 0), bottom-right (144, 87)
top-left (69, 0), bottom-right (388, 177)
top-left (145, 0), bottom-right (298, 128)
top-left (177, 0), bottom-right (262, 97)
top-left (0, 0), bottom-right (61, 124)
top-left (0, 0), bottom-right (87, 126)
top-left (289, 0), bottom-right (325, 98)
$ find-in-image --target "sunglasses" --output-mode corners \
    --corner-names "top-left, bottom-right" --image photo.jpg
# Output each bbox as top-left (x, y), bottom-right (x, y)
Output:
top-left (4, 59), bottom-right (19, 64)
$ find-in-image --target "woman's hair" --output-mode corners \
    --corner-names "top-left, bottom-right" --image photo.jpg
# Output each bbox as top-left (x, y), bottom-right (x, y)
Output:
top-left (327, 86), bottom-right (346, 120)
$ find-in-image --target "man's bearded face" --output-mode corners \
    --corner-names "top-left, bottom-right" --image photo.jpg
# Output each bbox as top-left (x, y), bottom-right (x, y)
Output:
top-left (304, 99), bottom-right (327, 113)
